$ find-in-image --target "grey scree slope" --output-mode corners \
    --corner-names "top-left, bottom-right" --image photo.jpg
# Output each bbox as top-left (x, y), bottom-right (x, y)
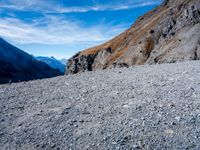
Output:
top-left (0, 61), bottom-right (200, 150)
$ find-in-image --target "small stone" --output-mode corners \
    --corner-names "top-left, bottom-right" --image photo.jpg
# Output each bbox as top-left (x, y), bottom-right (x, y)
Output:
top-left (165, 129), bottom-right (174, 135)
top-left (83, 90), bottom-right (89, 94)
top-left (142, 122), bottom-right (145, 126)
top-left (189, 116), bottom-right (197, 124)
top-left (122, 135), bottom-right (131, 142)
top-left (35, 144), bottom-right (40, 147)
top-left (161, 84), bottom-right (166, 87)
top-left (69, 122), bottom-right (74, 126)
top-left (182, 71), bottom-right (189, 74)
top-left (72, 119), bottom-right (77, 123)
top-left (138, 140), bottom-right (145, 148)
top-left (132, 144), bottom-right (140, 149)
top-left (136, 105), bottom-right (142, 110)
top-left (18, 123), bottom-right (23, 127)
top-left (112, 142), bottom-right (117, 145)
top-left (41, 144), bottom-right (46, 148)
top-left (123, 104), bottom-right (129, 108)
top-left (79, 120), bottom-right (84, 123)
top-left (129, 122), bottom-right (135, 127)
top-left (175, 116), bottom-right (181, 122)
top-left (0, 132), bottom-right (4, 136)
top-left (171, 122), bottom-right (176, 125)
top-left (61, 107), bottom-right (71, 115)
top-left (51, 144), bottom-right (56, 148)
top-left (168, 103), bottom-right (175, 108)
top-left (188, 87), bottom-right (195, 92)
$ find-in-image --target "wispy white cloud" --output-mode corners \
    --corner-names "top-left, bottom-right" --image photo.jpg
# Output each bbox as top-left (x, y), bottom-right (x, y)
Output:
top-left (54, 2), bottom-right (160, 13)
top-left (0, 0), bottom-right (161, 13)
top-left (0, 16), bottom-right (126, 45)
top-left (0, 0), bottom-right (161, 47)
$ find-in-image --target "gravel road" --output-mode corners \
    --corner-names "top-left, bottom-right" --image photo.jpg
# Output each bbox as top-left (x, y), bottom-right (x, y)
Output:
top-left (1, 61), bottom-right (200, 150)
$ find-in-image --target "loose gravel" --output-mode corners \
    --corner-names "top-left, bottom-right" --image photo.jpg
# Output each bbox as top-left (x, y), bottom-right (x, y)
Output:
top-left (1, 61), bottom-right (200, 150)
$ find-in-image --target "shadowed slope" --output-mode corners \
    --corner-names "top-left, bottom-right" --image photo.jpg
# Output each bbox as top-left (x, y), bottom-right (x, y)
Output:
top-left (0, 38), bottom-right (62, 84)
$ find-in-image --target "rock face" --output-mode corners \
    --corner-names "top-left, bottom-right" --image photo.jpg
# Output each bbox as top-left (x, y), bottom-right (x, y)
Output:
top-left (67, 0), bottom-right (200, 74)
top-left (0, 38), bottom-right (62, 84)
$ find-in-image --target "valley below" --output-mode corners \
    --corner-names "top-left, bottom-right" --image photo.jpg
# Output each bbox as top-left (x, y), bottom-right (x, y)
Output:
top-left (1, 61), bottom-right (200, 149)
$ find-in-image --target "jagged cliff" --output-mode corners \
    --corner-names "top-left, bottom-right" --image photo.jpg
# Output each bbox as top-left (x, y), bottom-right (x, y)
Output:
top-left (67, 0), bottom-right (200, 74)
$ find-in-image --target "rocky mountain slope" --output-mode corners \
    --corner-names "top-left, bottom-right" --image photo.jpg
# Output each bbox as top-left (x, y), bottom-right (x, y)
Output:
top-left (1, 61), bottom-right (200, 149)
top-left (35, 56), bottom-right (66, 73)
top-left (67, 0), bottom-right (200, 74)
top-left (0, 38), bottom-right (62, 84)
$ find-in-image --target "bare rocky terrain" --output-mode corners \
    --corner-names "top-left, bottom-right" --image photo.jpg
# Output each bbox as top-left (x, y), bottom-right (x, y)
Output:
top-left (1, 61), bottom-right (200, 150)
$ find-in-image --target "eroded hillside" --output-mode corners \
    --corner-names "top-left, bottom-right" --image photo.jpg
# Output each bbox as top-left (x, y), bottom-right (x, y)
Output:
top-left (67, 0), bottom-right (200, 74)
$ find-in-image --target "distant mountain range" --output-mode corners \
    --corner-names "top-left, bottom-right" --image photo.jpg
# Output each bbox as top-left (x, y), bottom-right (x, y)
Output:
top-left (0, 38), bottom-right (62, 84)
top-left (35, 56), bottom-right (67, 73)
top-left (60, 58), bottom-right (68, 66)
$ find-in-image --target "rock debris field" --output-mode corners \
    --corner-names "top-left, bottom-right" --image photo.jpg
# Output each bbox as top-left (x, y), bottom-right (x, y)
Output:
top-left (1, 61), bottom-right (200, 150)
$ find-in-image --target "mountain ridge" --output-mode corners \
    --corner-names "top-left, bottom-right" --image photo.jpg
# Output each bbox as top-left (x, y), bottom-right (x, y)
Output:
top-left (67, 0), bottom-right (200, 74)
top-left (35, 56), bottom-right (67, 73)
top-left (0, 38), bottom-right (62, 84)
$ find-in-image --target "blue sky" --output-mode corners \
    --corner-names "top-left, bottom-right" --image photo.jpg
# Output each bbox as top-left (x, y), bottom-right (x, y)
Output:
top-left (0, 0), bottom-right (162, 59)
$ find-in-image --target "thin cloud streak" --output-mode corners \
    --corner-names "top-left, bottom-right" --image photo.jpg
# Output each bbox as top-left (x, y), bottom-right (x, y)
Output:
top-left (55, 2), bottom-right (160, 13)
top-left (0, 0), bottom-right (161, 56)
top-left (0, 1), bottom-right (160, 13)
top-left (0, 17), bottom-right (126, 45)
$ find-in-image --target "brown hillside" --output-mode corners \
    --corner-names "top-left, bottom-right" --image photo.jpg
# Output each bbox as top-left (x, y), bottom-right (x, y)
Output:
top-left (67, 0), bottom-right (200, 74)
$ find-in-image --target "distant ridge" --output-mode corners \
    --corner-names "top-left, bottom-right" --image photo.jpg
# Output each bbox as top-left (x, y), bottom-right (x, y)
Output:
top-left (35, 56), bottom-right (66, 73)
top-left (0, 38), bottom-right (62, 84)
